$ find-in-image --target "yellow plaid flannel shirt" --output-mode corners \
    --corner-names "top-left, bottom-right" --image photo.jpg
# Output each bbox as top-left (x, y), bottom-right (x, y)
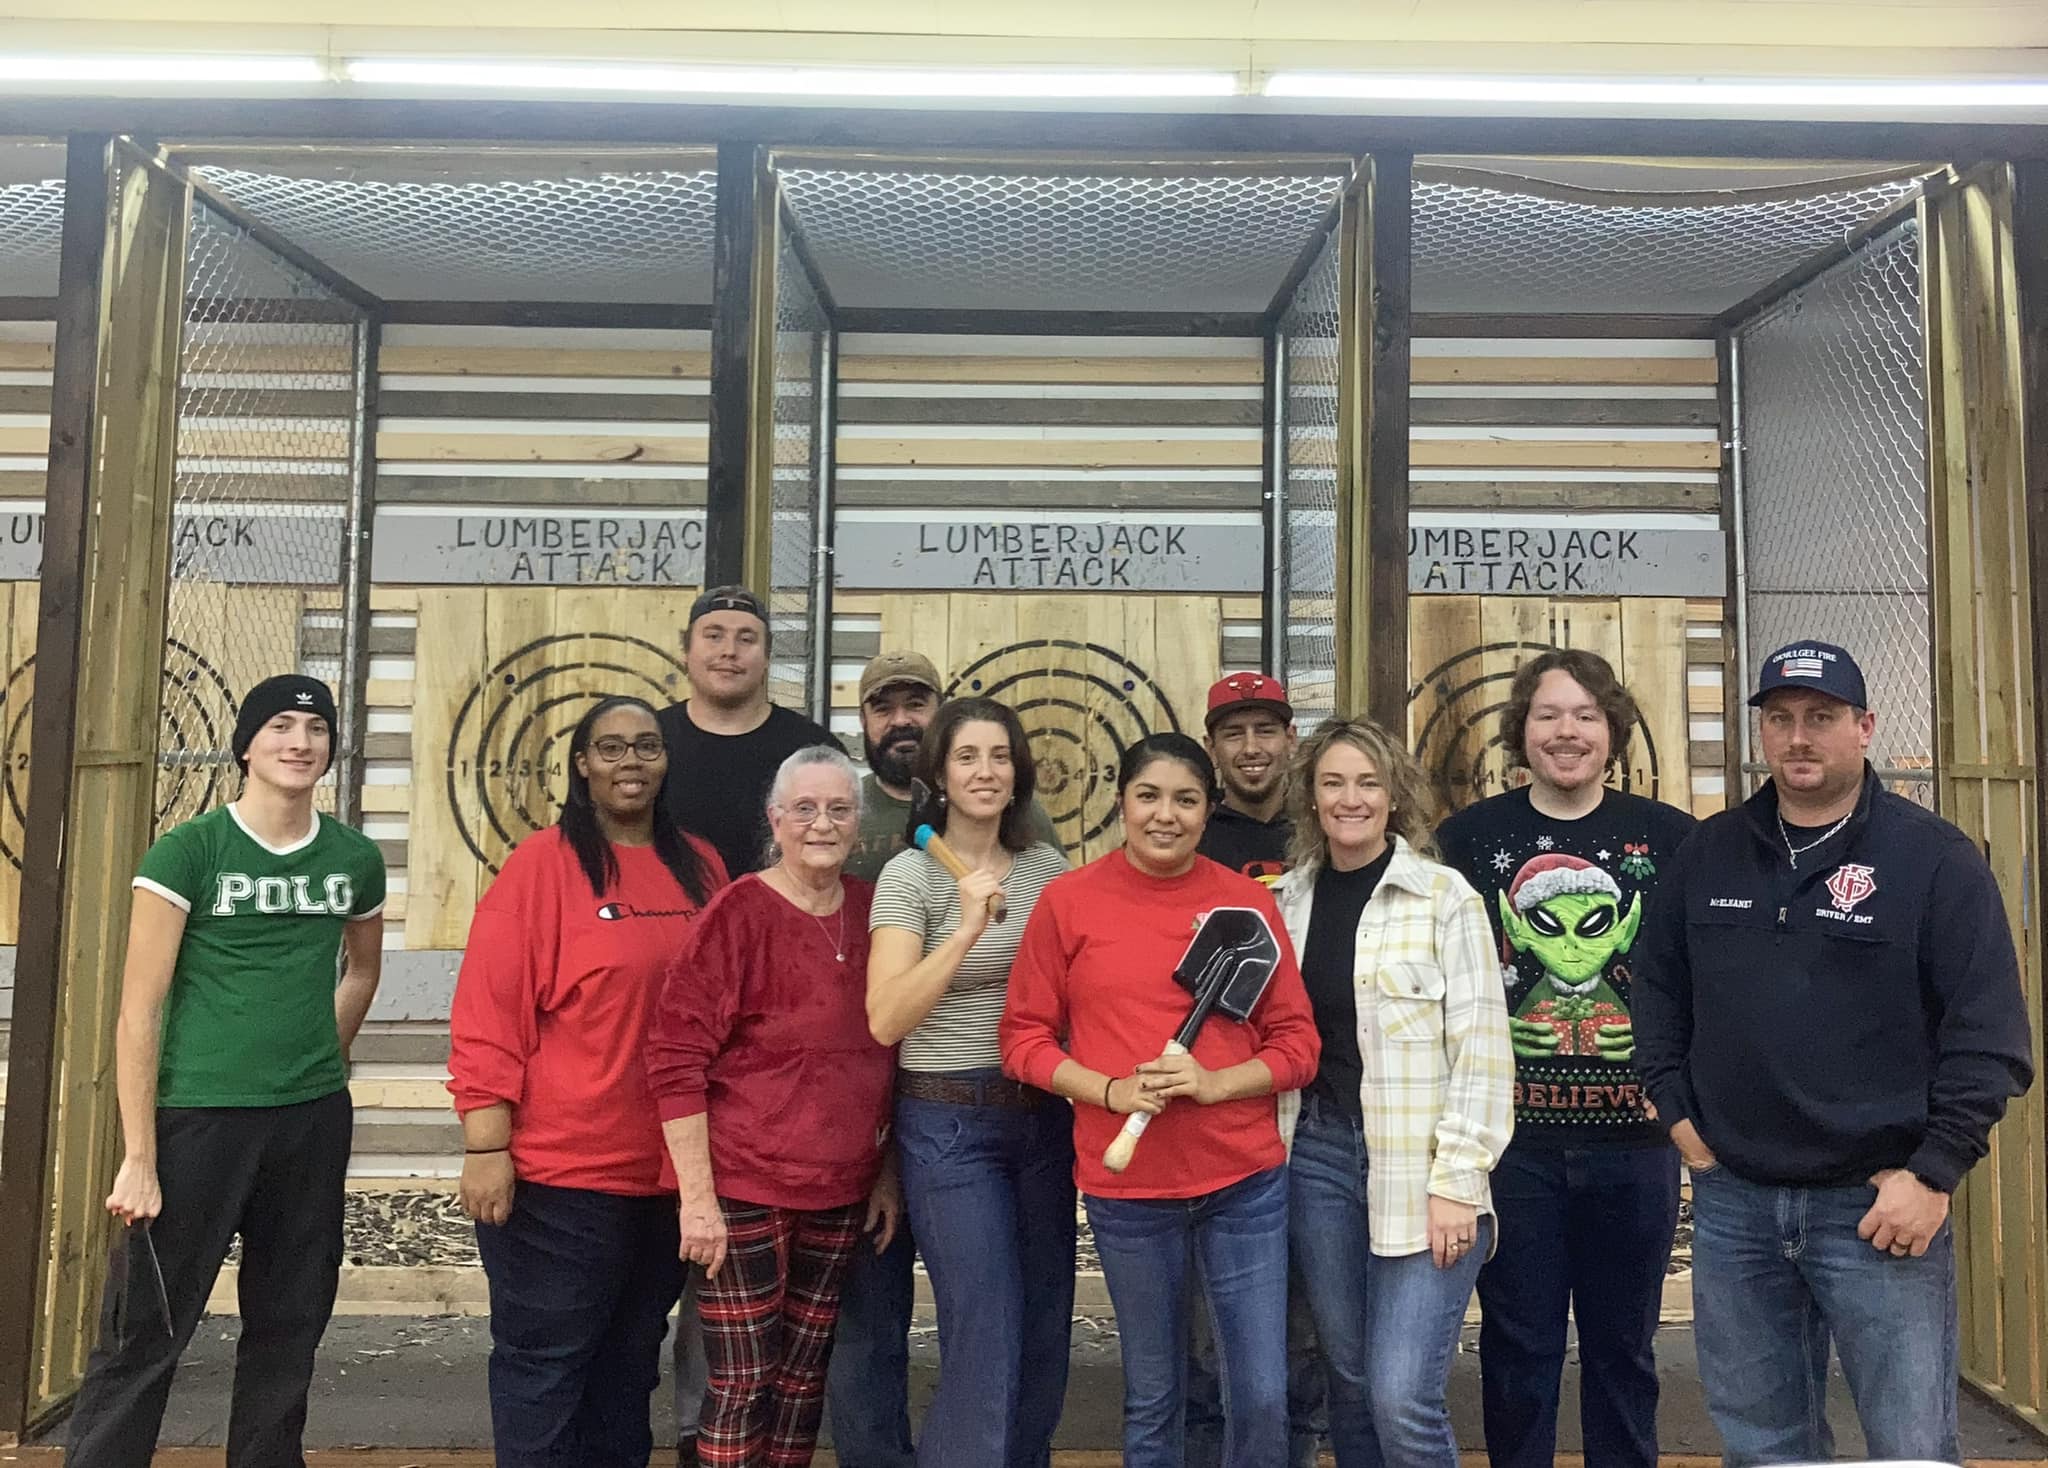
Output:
top-left (1273, 836), bottom-right (1515, 1258)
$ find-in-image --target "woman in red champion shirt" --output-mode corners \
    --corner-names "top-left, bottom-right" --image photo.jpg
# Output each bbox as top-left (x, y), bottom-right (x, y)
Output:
top-left (448, 695), bottom-right (728, 1468)
top-left (647, 745), bottom-right (899, 1468)
top-left (1001, 732), bottom-right (1320, 1468)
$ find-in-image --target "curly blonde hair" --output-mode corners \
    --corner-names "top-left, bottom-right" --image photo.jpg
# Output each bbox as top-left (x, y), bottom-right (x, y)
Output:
top-left (1285, 717), bottom-right (1439, 871)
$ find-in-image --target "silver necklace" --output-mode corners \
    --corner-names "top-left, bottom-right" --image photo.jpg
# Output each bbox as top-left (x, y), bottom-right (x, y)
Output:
top-left (1778, 811), bottom-right (1852, 869)
top-left (811, 905), bottom-right (847, 963)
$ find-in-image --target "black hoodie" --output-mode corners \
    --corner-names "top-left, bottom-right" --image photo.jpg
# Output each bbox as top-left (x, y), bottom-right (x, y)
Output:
top-left (1634, 765), bottom-right (2033, 1192)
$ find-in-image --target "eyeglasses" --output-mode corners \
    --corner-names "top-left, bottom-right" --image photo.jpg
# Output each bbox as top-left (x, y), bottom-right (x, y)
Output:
top-left (590, 735), bottom-right (666, 763)
top-left (781, 800), bottom-right (859, 826)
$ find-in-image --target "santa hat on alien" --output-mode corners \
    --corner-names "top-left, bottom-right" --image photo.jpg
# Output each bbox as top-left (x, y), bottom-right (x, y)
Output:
top-left (1501, 852), bottom-right (1623, 958)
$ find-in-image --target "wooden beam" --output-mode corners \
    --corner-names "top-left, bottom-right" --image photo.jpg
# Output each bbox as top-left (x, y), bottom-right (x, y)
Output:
top-left (335, 316), bottom-right (380, 828)
top-left (1364, 153), bottom-right (1414, 729)
top-left (742, 149), bottom-right (780, 600)
top-left (1412, 312), bottom-right (1717, 339)
top-left (1, 136), bottom-right (187, 1433)
top-left (0, 131), bottom-right (111, 1441)
top-left (829, 307), bottom-right (1267, 337)
top-left (1261, 328), bottom-right (1285, 674)
top-left (704, 140), bottom-right (763, 591)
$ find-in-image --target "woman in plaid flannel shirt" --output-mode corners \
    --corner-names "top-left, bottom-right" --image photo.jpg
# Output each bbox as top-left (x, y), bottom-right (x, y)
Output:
top-left (1269, 718), bottom-right (1515, 1468)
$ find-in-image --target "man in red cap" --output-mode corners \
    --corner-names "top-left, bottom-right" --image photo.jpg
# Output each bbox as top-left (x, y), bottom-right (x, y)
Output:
top-left (1198, 671), bottom-right (1299, 884)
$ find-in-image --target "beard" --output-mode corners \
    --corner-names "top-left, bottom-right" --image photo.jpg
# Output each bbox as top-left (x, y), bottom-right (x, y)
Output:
top-left (865, 726), bottom-right (922, 788)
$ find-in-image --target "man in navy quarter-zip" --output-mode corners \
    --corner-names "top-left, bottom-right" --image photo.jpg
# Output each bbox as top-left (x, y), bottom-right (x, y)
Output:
top-left (1635, 640), bottom-right (2033, 1467)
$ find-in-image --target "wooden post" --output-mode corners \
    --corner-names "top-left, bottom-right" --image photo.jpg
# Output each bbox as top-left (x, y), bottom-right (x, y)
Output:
top-left (1335, 153), bottom-right (1412, 726)
top-left (0, 136), bottom-right (188, 1432)
top-left (1923, 162), bottom-right (2048, 1437)
top-left (704, 140), bottom-right (766, 592)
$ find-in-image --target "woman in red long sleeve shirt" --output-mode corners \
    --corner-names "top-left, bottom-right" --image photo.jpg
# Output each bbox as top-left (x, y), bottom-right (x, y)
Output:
top-left (448, 695), bottom-right (728, 1468)
top-left (1000, 731), bottom-right (1320, 1468)
top-left (647, 745), bottom-right (899, 1468)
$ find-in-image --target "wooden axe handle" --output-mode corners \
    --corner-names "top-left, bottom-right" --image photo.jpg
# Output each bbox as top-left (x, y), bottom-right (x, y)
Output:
top-left (917, 829), bottom-right (1009, 924)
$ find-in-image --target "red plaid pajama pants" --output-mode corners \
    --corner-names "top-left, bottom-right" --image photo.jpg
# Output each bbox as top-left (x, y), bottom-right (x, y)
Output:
top-left (696, 1197), bottom-right (865, 1467)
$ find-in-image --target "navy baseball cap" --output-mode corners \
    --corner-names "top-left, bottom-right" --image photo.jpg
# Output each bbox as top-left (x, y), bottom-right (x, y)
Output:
top-left (1747, 641), bottom-right (1868, 709)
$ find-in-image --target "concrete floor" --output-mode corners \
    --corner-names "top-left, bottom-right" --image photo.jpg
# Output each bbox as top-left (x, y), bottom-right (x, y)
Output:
top-left (28, 1313), bottom-right (2048, 1461)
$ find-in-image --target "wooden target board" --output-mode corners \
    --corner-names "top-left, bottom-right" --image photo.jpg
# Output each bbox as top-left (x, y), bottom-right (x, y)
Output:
top-left (406, 587), bottom-right (692, 948)
top-left (874, 593), bottom-right (1222, 864)
top-left (1408, 595), bottom-right (1696, 818)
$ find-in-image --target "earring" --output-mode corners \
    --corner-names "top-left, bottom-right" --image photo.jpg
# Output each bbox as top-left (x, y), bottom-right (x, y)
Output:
top-left (936, 791), bottom-right (947, 806)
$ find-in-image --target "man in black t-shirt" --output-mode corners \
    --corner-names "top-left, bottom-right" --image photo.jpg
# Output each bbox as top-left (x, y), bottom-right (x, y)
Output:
top-left (1197, 671), bottom-right (1298, 883)
top-left (1188, 671), bottom-right (1322, 1468)
top-left (655, 584), bottom-right (838, 1466)
top-left (1435, 648), bottom-right (1693, 1468)
top-left (656, 585), bottom-right (841, 880)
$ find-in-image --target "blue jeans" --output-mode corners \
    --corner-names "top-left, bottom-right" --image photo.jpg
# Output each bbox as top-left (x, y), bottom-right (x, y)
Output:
top-left (1477, 1141), bottom-right (1680, 1468)
top-left (824, 1195), bottom-right (917, 1468)
top-left (1365, 1215), bottom-right (1492, 1468)
top-left (1689, 1165), bottom-right (1960, 1466)
top-left (474, 1181), bottom-right (682, 1468)
top-left (1086, 1165), bottom-right (1291, 1468)
top-left (1186, 1263), bottom-right (1324, 1468)
top-left (895, 1080), bottom-right (1078, 1468)
top-left (1287, 1096), bottom-right (1375, 1466)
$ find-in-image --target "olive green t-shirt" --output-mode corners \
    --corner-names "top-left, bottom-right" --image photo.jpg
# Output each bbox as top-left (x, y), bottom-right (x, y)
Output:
top-left (134, 805), bottom-right (386, 1108)
top-left (845, 772), bottom-right (1064, 883)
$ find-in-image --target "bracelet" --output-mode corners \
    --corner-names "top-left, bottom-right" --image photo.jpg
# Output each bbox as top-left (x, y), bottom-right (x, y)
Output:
top-left (1103, 1076), bottom-right (1116, 1111)
top-left (465, 1146), bottom-right (509, 1155)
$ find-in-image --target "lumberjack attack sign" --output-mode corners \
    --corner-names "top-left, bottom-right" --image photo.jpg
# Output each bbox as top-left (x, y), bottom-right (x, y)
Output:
top-left (0, 505), bottom-right (344, 584)
top-left (833, 515), bottom-right (1254, 592)
top-left (373, 510), bottom-right (708, 586)
top-left (1405, 518), bottom-right (1724, 596)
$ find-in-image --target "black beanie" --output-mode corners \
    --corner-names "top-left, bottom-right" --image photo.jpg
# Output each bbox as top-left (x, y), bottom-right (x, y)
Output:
top-left (232, 674), bottom-right (339, 775)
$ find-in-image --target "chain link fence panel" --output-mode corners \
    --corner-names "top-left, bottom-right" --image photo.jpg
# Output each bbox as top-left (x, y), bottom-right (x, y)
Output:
top-left (1735, 221), bottom-right (1932, 801)
top-left (1412, 170), bottom-right (1928, 315)
top-left (1278, 228), bottom-right (1342, 730)
top-left (189, 162), bottom-right (719, 304)
top-left (162, 195), bottom-right (366, 830)
top-left (0, 171), bottom-right (64, 296)
top-left (777, 167), bottom-right (1348, 312)
top-left (768, 231), bottom-right (827, 715)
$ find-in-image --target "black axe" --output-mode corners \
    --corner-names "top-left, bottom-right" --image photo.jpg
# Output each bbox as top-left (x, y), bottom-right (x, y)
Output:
top-left (906, 777), bottom-right (1007, 924)
top-left (1103, 906), bottom-right (1283, 1174)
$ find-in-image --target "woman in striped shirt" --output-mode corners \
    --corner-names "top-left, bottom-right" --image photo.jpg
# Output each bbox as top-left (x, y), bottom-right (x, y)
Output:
top-left (865, 697), bottom-right (1075, 1468)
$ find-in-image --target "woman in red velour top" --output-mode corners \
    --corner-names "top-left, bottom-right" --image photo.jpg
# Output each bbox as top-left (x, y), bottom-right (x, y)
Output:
top-left (646, 744), bottom-right (898, 1468)
top-left (448, 695), bottom-right (727, 1468)
top-left (1000, 731), bottom-right (1320, 1468)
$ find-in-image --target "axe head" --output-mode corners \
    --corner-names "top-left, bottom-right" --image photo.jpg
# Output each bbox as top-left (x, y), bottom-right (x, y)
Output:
top-left (1173, 906), bottom-right (1282, 1024)
top-left (904, 776), bottom-right (946, 849)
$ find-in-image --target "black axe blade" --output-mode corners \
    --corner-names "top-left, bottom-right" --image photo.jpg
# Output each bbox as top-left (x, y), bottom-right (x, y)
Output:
top-left (1173, 907), bottom-right (1282, 1024)
top-left (905, 776), bottom-right (945, 849)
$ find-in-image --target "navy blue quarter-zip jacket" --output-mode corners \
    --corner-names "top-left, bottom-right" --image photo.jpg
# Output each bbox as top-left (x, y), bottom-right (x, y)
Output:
top-left (1634, 765), bottom-right (2033, 1193)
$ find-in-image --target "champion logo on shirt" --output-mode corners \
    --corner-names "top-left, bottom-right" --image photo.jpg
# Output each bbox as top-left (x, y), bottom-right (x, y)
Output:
top-left (596, 902), bottom-right (697, 921)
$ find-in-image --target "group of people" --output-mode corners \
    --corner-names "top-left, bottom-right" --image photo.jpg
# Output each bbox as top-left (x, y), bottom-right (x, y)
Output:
top-left (66, 577), bottom-right (2035, 1468)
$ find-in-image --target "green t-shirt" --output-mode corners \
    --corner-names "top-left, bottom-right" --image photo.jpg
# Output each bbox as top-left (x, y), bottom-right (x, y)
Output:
top-left (845, 772), bottom-right (1064, 883)
top-left (134, 805), bottom-right (387, 1108)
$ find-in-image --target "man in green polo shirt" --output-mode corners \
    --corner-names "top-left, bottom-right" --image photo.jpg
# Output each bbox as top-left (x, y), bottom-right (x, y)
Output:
top-left (66, 674), bottom-right (386, 1468)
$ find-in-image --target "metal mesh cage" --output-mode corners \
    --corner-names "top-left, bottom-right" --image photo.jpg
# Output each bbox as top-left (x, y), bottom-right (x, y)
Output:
top-left (0, 162), bottom-right (64, 296)
top-left (1278, 229), bottom-right (1342, 730)
top-left (776, 166), bottom-right (1348, 312)
top-left (1735, 221), bottom-right (1931, 798)
top-left (768, 232), bottom-right (827, 714)
top-left (190, 161), bottom-right (720, 304)
top-left (1412, 171), bottom-right (1927, 315)
top-left (161, 195), bottom-right (365, 830)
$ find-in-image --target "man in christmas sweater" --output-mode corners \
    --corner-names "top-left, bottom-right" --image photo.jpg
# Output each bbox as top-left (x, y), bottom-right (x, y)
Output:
top-left (1436, 648), bottom-right (1694, 1468)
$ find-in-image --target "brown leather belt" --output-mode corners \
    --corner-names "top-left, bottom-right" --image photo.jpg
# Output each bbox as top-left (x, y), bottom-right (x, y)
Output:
top-left (895, 1070), bottom-right (1048, 1110)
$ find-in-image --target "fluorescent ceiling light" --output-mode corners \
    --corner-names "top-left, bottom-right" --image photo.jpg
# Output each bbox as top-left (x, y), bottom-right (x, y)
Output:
top-left (346, 59), bottom-right (1237, 99)
top-left (1265, 73), bottom-right (2048, 109)
top-left (0, 54), bottom-right (324, 84)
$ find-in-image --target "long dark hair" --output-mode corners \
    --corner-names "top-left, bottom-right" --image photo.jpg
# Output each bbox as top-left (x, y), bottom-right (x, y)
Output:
top-left (1115, 732), bottom-right (1220, 803)
top-left (915, 697), bottom-right (1040, 853)
top-left (560, 696), bottom-right (713, 904)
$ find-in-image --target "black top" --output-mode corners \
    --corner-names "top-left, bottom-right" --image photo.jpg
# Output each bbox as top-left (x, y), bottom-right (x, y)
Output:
top-left (1436, 784), bottom-right (1696, 1146)
top-left (1299, 844), bottom-right (1395, 1120)
top-left (1197, 803), bottom-right (1293, 885)
top-left (1635, 765), bottom-right (2035, 1192)
top-left (655, 702), bottom-right (842, 880)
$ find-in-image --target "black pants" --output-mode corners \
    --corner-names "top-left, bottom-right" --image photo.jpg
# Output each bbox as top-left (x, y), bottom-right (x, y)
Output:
top-left (474, 1180), bottom-right (683, 1468)
top-left (64, 1089), bottom-right (352, 1468)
